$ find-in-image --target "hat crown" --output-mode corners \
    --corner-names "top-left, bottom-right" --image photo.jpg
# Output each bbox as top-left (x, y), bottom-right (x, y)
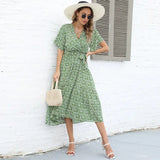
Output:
top-left (78, 1), bottom-right (88, 3)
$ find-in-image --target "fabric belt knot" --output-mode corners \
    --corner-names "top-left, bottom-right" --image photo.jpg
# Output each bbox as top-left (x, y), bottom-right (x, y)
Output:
top-left (78, 54), bottom-right (88, 70)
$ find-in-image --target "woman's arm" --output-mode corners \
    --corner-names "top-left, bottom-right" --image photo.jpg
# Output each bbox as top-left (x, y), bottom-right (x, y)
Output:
top-left (91, 40), bottom-right (109, 55)
top-left (53, 48), bottom-right (64, 81)
top-left (55, 48), bottom-right (64, 72)
top-left (86, 40), bottom-right (109, 58)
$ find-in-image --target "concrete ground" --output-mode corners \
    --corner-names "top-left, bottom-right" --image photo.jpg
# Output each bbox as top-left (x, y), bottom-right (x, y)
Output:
top-left (1, 128), bottom-right (160, 160)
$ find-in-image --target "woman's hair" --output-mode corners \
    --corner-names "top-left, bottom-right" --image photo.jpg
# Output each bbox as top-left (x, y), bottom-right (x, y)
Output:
top-left (72, 6), bottom-right (94, 43)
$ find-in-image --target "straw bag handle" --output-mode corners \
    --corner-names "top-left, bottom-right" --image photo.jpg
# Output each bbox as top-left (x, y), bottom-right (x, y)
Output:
top-left (51, 78), bottom-right (59, 89)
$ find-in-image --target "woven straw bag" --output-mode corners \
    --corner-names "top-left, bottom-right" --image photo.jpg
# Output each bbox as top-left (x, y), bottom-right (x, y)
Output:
top-left (46, 79), bottom-right (63, 106)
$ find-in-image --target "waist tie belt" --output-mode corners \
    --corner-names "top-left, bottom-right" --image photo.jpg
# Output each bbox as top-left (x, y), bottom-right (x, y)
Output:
top-left (78, 54), bottom-right (88, 70)
top-left (64, 51), bottom-right (88, 70)
top-left (61, 52), bottom-right (88, 87)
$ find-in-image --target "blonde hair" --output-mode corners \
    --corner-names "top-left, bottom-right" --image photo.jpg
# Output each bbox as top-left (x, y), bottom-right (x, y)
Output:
top-left (72, 6), bottom-right (94, 43)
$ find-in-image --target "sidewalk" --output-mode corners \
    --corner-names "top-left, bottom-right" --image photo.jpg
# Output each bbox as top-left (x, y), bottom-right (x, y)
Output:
top-left (1, 128), bottom-right (160, 160)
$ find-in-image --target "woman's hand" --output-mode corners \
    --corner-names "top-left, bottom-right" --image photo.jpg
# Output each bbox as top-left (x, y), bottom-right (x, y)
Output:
top-left (86, 51), bottom-right (94, 63)
top-left (53, 70), bottom-right (60, 82)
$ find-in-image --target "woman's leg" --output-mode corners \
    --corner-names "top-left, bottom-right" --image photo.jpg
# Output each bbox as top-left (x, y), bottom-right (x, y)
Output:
top-left (65, 117), bottom-right (75, 154)
top-left (95, 122), bottom-right (115, 158)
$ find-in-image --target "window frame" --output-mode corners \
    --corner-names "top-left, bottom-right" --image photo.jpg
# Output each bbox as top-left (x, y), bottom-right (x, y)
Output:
top-left (91, 0), bottom-right (133, 61)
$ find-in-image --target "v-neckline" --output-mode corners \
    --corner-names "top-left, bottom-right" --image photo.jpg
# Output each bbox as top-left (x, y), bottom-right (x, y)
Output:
top-left (71, 23), bottom-right (84, 40)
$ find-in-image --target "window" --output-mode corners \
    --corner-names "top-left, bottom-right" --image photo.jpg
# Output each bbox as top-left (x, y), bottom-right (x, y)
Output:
top-left (91, 0), bottom-right (133, 61)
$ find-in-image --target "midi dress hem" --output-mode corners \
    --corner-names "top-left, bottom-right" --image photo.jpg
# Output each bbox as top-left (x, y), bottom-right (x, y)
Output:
top-left (45, 115), bottom-right (103, 126)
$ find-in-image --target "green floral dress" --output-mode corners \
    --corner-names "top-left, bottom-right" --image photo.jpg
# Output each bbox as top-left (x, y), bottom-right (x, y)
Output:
top-left (45, 23), bottom-right (104, 126)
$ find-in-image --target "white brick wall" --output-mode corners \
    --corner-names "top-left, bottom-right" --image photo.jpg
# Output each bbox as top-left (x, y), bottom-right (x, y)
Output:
top-left (0, 0), bottom-right (160, 158)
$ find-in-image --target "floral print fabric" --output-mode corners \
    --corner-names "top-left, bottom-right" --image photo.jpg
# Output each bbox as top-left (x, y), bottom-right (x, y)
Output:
top-left (45, 23), bottom-right (104, 126)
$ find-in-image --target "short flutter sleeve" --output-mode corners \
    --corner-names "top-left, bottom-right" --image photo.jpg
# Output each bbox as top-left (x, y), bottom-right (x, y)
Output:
top-left (89, 28), bottom-right (104, 52)
top-left (54, 24), bottom-right (66, 51)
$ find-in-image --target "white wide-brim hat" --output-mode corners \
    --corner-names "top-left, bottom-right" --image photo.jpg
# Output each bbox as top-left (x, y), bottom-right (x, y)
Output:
top-left (64, 1), bottom-right (105, 22)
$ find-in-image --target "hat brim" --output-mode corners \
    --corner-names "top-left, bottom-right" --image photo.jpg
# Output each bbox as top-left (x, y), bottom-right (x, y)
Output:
top-left (64, 3), bottom-right (105, 22)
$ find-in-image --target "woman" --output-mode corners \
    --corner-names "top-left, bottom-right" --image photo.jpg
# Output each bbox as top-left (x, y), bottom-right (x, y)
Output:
top-left (45, 1), bottom-right (115, 159)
